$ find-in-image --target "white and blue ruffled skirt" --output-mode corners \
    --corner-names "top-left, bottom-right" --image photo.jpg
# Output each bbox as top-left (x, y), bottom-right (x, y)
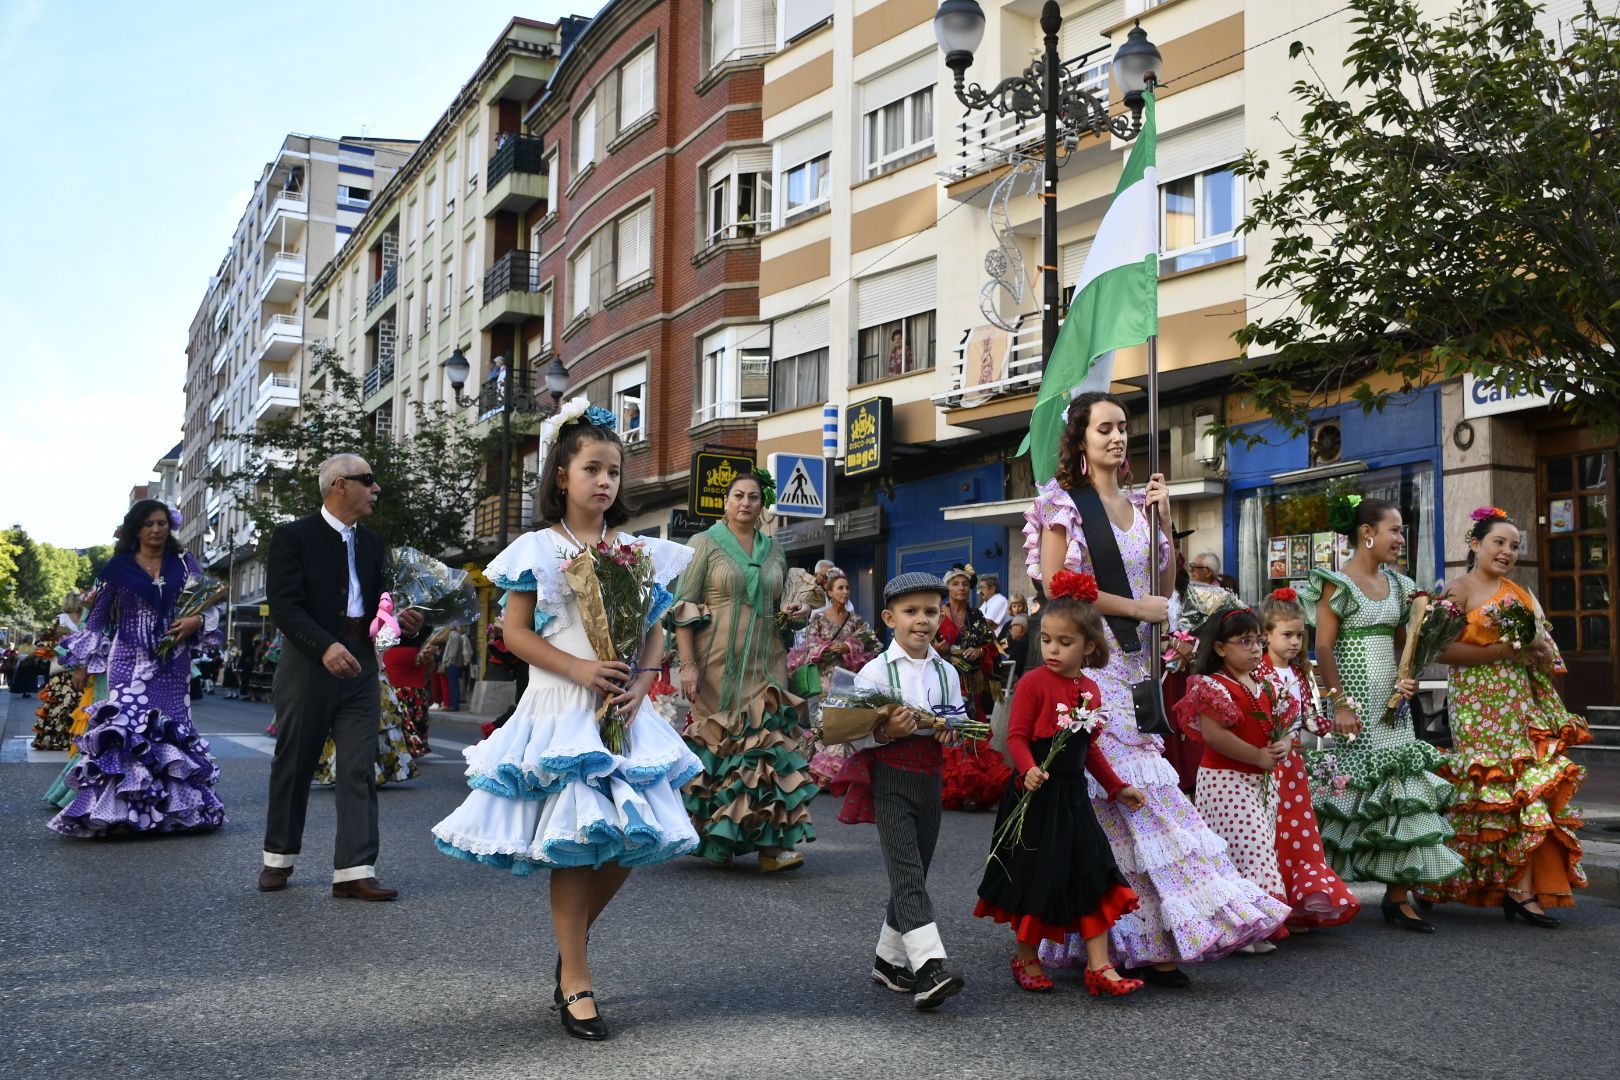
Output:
top-left (432, 673), bottom-right (701, 873)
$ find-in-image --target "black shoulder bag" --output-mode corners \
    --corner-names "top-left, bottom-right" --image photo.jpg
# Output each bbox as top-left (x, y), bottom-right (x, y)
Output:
top-left (1068, 485), bottom-right (1171, 736)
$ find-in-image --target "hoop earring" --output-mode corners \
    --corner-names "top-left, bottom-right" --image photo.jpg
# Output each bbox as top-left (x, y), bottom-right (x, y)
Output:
top-left (1119, 459), bottom-right (1132, 480)
top-left (1080, 453), bottom-right (1089, 477)
top-left (1364, 537), bottom-right (1373, 549)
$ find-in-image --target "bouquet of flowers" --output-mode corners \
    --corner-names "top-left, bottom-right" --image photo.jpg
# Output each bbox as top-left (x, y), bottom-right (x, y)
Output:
top-left (386, 547), bottom-right (481, 632)
top-left (1253, 673), bottom-right (1300, 806)
top-left (155, 571), bottom-right (227, 660)
top-left (1306, 749), bottom-right (1351, 799)
top-left (817, 666), bottom-right (991, 745)
top-left (989, 693), bottom-right (1107, 861)
top-left (1382, 591), bottom-right (1466, 725)
top-left (563, 538), bottom-right (658, 754)
top-left (1480, 595), bottom-right (1553, 673)
top-left (1162, 629), bottom-right (1197, 673)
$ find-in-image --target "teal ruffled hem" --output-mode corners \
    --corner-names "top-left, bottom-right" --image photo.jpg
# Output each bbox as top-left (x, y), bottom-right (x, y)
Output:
top-left (683, 698), bottom-right (819, 859)
top-left (433, 803), bottom-right (697, 873)
top-left (470, 751), bottom-right (701, 801)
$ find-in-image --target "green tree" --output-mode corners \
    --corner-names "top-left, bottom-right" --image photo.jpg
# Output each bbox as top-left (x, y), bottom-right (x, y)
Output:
top-left (2, 526), bottom-right (88, 625)
top-left (80, 543), bottom-right (116, 588)
top-left (0, 528), bottom-right (22, 623)
top-left (1233, 0), bottom-right (1619, 434)
top-left (225, 347), bottom-right (495, 557)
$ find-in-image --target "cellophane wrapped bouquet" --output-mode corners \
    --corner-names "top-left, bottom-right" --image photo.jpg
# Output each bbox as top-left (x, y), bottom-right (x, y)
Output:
top-left (817, 666), bottom-right (990, 745)
top-left (563, 538), bottom-right (657, 754)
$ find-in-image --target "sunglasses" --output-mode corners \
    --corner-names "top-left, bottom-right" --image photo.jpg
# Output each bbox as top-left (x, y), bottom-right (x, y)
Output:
top-left (340, 472), bottom-right (377, 487)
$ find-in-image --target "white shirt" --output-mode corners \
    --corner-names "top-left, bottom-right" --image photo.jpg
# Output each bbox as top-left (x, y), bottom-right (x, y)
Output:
top-left (847, 640), bottom-right (964, 751)
top-left (320, 506), bottom-right (365, 617)
top-left (980, 592), bottom-right (1010, 633)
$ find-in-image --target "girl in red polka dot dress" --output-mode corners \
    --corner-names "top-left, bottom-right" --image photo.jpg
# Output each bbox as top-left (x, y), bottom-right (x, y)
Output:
top-left (1256, 590), bottom-right (1360, 930)
top-left (1174, 604), bottom-right (1295, 954)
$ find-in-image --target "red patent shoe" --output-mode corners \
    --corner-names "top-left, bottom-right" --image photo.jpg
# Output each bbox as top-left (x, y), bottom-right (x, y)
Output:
top-left (1083, 964), bottom-right (1144, 998)
top-left (1011, 955), bottom-right (1053, 993)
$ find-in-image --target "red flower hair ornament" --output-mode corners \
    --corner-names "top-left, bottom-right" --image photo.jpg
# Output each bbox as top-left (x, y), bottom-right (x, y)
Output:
top-left (1267, 587), bottom-right (1299, 603)
top-left (1049, 570), bottom-right (1099, 603)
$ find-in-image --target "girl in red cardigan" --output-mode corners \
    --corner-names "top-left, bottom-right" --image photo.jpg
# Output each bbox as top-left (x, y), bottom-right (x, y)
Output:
top-left (974, 572), bottom-right (1146, 997)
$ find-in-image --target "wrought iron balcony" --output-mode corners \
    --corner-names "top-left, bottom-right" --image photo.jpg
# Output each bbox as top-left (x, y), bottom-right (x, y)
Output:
top-left (486, 134), bottom-right (545, 189)
top-left (366, 264), bottom-right (399, 315)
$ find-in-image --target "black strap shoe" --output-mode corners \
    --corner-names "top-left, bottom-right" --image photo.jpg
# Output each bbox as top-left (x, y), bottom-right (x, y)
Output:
top-left (1503, 894), bottom-right (1560, 929)
top-left (554, 991), bottom-right (608, 1041)
top-left (1380, 898), bottom-right (1436, 933)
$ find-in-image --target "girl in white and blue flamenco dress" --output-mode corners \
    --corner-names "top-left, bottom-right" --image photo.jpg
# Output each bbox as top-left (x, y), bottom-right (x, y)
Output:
top-left (432, 400), bottom-right (699, 1041)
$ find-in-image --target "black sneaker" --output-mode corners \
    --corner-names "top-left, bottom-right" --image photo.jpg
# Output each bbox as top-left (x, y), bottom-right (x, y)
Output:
top-left (911, 959), bottom-right (964, 1010)
top-left (871, 956), bottom-right (916, 993)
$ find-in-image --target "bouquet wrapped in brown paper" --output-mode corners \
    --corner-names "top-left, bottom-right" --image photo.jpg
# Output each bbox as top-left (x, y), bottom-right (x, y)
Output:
top-left (817, 667), bottom-right (991, 745)
top-left (563, 538), bottom-right (657, 753)
top-left (773, 567), bottom-right (827, 629)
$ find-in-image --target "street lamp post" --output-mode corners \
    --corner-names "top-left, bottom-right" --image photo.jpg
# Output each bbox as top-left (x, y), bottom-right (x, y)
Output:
top-left (934, 0), bottom-right (1160, 366)
top-left (442, 349), bottom-right (569, 549)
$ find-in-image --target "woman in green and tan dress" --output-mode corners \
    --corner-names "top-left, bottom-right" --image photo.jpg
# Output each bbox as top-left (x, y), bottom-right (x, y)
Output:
top-left (672, 471), bottom-right (817, 872)
top-left (1304, 492), bottom-right (1462, 932)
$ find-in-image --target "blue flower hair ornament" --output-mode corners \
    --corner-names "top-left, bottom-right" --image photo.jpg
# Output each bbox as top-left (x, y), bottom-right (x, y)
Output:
top-left (582, 405), bottom-right (617, 430)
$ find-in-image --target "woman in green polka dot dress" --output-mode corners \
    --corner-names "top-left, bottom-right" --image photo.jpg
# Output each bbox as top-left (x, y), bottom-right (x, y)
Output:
top-left (1302, 493), bottom-right (1462, 932)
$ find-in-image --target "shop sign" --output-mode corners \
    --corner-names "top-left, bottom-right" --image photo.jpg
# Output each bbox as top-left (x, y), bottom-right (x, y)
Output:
top-left (688, 451), bottom-right (756, 519)
top-left (774, 506), bottom-right (884, 551)
top-left (844, 396), bottom-right (892, 477)
top-left (1462, 372), bottom-right (1555, 419)
top-left (669, 508), bottom-right (706, 539)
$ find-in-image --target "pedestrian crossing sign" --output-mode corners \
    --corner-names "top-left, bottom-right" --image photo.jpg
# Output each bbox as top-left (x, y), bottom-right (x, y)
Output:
top-left (769, 453), bottom-right (826, 518)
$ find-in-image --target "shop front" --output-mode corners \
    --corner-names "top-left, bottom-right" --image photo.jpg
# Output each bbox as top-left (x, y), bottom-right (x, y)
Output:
top-left (1225, 387), bottom-right (1445, 603)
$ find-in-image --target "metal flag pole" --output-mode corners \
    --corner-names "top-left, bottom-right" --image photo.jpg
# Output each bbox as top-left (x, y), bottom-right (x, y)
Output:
top-left (1146, 333), bottom-right (1162, 683)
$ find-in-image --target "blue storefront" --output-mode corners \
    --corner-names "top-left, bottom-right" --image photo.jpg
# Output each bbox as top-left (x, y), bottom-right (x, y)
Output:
top-left (1223, 386), bottom-right (1446, 601)
top-left (880, 461), bottom-right (1010, 590)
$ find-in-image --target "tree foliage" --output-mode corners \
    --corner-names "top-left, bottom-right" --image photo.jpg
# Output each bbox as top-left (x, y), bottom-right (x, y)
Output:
top-left (1234, 0), bottom-right (1619, 434)
top-left (0, 526), bottom-right (90, 626)
top-left (224, 347), bottom-right (496, 557)
top-left (80, 543), bottom-right (116, 588)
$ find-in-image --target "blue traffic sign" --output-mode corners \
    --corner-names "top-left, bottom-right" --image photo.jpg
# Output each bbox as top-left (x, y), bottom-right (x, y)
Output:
top-left (768, 452), bottom-right (826, 518)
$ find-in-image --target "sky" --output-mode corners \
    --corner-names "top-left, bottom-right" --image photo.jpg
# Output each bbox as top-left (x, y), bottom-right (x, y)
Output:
top-left (0, 0), bottom-right (605, 549)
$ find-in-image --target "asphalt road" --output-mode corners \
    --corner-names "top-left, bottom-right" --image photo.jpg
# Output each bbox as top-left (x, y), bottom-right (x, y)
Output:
top-left (2, 690), bottom-right (1615, 1080)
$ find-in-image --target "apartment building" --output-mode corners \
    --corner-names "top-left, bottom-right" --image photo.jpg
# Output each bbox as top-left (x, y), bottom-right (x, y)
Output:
top-left (517, 0), bottom-right (780, 538)
top-left (180, 133), bottom-right (414, 638)
top-left (305, 17), bottom-right (566, 550)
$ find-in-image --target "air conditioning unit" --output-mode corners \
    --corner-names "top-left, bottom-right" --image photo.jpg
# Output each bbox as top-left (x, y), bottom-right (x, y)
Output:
top-left (1310, 420), bottom-right (1343, 466)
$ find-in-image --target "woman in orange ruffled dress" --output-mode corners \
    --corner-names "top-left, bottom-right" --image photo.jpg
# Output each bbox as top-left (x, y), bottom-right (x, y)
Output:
top-left (1423, 507), bottom-right (1589, 925)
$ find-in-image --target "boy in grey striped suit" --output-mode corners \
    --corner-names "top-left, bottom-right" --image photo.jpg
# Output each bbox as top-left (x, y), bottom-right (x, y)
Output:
top-left (837, 572), bottom-right (967, 1010)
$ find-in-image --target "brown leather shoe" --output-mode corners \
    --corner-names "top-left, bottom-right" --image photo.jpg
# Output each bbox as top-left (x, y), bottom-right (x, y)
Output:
top-left (332, 877), bottom-right (398, 901)
top-left (258, 866), bottom-right (293, 892)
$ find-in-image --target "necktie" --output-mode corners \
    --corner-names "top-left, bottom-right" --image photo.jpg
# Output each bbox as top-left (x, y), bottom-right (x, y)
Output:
top-left (343, 527), bottom-right (359, 616)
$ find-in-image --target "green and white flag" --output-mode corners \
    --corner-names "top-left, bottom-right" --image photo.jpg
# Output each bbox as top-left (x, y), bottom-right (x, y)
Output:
top-left (1019, 90), bottom-right (1158, 484)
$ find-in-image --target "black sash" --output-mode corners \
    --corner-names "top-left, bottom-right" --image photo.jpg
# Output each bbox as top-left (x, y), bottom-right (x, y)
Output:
top-left (1067, 484), bottom-right (1170, 736)
top-left (1069, 484), bottom-right (1143, 654)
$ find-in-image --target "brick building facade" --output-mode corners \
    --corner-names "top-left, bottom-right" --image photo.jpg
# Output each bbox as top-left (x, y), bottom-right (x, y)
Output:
top-left (520, 0), bottom-right (778, 534)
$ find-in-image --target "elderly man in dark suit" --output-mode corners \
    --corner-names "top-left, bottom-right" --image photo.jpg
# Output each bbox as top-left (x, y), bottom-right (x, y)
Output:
top-left (259, 453), bottom-right (421, 900)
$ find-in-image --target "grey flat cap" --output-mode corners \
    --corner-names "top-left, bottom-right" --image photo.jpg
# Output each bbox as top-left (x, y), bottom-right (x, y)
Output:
top-left (883, 572), bottom-right (949, 606)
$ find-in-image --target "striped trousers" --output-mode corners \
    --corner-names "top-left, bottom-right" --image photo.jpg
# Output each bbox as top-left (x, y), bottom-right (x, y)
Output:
top-left (871, 762), bottom-right (947, 969)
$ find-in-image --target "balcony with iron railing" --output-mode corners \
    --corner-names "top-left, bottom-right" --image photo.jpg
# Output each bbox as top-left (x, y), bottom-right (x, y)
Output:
top-left (472, 367), bottom-right (559, 426)
top-left (257, 313), bottom-right (301, 363)
top-left (930, 314), bottom-right (1046, 430)
top-left (362, 360), bottom-right (396, 401)
top-left (472, 491), bottom-right (536, 544)
top-left (485, 135), bottom-right (547, 216)
top-left (366, 263), bottom-right (399, 317)
top-left (940, 60), bottom-right (1112, 185)
top-left (479, 249), bottom-right (546, 330)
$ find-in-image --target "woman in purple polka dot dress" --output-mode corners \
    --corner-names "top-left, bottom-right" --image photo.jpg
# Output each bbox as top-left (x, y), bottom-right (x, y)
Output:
top-left (50, 500), bottom-right (226, 838)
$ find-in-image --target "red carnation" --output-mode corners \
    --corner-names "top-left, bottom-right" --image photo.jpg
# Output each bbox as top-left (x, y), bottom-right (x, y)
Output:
top-left (1050, 570), bottom-right (1099, 603)
top-left (1267, 586), bottom-right (1298, 602)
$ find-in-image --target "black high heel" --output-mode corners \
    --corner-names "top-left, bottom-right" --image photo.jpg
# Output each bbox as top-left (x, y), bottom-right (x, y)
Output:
top-left (554, 990), bottom-right (609, 1041)
top-left (1503, 894), bottom-right (1560, 929)
top-left (1380, 898), bottom-right (1436, 933)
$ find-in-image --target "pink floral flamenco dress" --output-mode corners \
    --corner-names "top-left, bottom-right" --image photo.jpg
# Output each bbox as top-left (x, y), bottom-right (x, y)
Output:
top-left (1025, 480), bottom-right (1289, 970)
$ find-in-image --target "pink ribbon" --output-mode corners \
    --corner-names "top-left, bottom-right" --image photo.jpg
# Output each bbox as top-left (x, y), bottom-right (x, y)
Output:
top-left (370, 592), bottom-right (400, 640)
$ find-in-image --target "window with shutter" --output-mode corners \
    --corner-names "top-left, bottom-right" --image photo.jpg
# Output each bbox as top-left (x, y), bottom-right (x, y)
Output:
top-left (544, 151), bottom-right (559, 213)
top-left (710, 0), bottom-right (736, 67)
top-left (770, 304), bottom-right (830, 411)
top-left (616, 203), bottom-right (652, 286)
top-left (860, 56), bottom-right (936, 178)
top-left (855, 260), bottom-right (937, 384)
top-left (613, 361), bottom-right (648, 442)
top-left (576, 101), bottom-right (597, 175)
top-left (591, 228), bottom-right (616, 310)
top-left (571, 247), bottom-right (592, 316)
top-left (619, 46), bottom-right (656, 128)
top-left (781, 0), bottom-right (831, 46)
